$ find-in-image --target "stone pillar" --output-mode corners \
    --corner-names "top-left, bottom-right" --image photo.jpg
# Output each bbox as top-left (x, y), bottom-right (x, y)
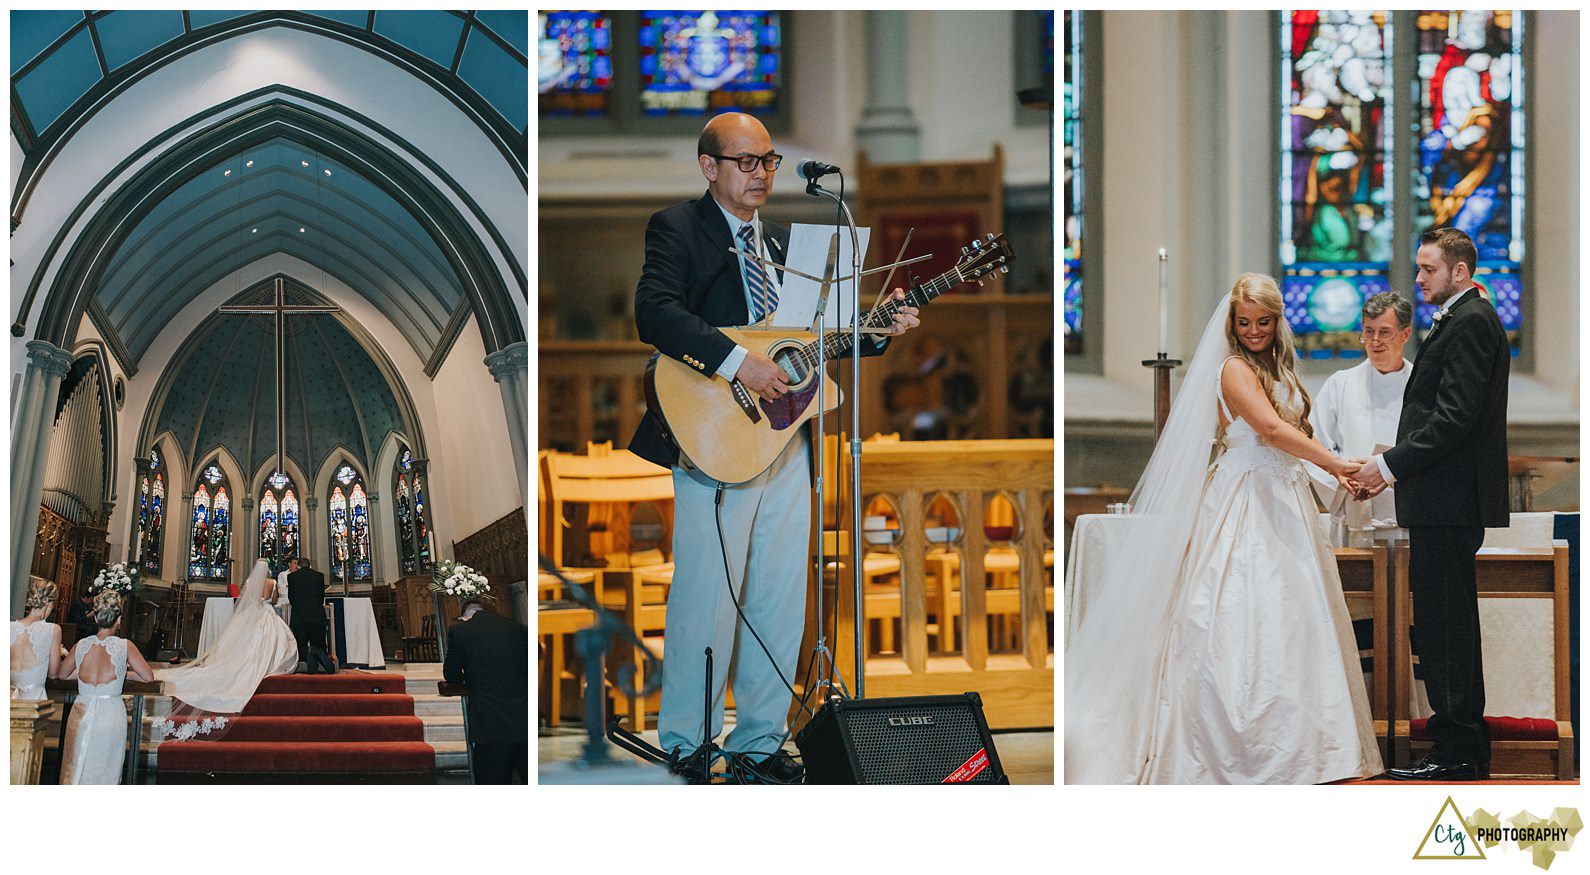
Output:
top-left (367, 491), bottom-right (384, 587)
top-left (240, 496), bottom-right (256, 567)
top-left (483, 341), bottom-right (530, 515)
top-left (854, 11), bottom-right (921, 162)
top-left (306, 495), bottom-right (319, 573)
top-left (11, 339), bottom-right (73, 617)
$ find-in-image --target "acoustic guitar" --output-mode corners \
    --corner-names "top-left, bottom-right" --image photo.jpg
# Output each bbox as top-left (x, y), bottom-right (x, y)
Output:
top-left (644, 233), bottom-right (1014, 484)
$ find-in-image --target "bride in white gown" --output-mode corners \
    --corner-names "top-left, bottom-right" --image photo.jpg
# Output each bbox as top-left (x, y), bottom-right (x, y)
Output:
top-left (1066, 273), bottom-right (1383, 784)
top-left (154, 558), bottom-right (297, 738)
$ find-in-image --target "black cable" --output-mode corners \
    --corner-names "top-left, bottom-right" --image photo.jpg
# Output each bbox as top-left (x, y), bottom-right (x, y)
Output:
top-left (713, 484), bottom-right (817, 722)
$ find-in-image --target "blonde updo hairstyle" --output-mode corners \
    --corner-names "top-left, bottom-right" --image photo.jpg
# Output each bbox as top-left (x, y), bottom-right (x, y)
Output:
top-left (1224, 272), bottom-right (1313, 438)
top-left (91, 591), bottom-right (125, 631)
top-left (25, 577), bottom-right (58, 613)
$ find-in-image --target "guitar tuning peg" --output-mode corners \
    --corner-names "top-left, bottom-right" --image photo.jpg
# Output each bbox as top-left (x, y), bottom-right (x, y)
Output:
top-left (986, 232), bottom-right (995, 242)
top-left (961, 246), bottom-right (969, 255)
top-left (970, 239), bottom-right (981, 250)
top-left (999, 265), bottom-right (1009, 274)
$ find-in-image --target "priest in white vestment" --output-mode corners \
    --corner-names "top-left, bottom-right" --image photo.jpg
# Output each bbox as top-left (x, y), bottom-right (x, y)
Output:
top-left (1307, 292), bottom-right (1413, 546)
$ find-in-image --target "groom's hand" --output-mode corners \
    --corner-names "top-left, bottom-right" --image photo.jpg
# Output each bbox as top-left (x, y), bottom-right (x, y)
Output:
top-left (1352, 459), bottom-right (1388, 499)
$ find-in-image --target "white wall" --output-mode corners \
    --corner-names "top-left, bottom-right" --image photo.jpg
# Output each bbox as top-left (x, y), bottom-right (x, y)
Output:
top-left (431, 313), bottom-right (521, 544)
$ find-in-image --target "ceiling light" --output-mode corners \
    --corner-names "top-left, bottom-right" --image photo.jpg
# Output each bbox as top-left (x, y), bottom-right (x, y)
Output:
top-left (224, 169), bottom-right (232, 176)
top-left (324, 169), bottom-right (332, 177)
top-left (298, 227), bottom-right (306, 233)
top-left (251, 228), bottom-right (258, 233)
top-left (245, 159), bottom-right (254, 167)
top-left (301, 160), bottom-right (310, 168)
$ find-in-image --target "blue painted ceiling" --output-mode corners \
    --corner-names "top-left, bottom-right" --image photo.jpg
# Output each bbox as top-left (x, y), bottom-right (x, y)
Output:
top-left (10, 10), bottom-right (527, 142)
top-left (98, 137), bottom-right (462, 367)
top-left (154, 279), bottom-right (409, 479)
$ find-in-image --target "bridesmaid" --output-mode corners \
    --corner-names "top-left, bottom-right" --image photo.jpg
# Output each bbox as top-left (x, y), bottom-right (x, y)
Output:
top-left (58, 592), bottom-right (155, 784)
top-left (10, 578), bottom-right (63, 700)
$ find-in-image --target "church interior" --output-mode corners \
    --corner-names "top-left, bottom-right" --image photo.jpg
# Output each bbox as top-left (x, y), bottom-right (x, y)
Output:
top-left (1065, 10), bottom-right (1579, 781)
top-left (10, 11), bottom-right (529, 784)
top-left (537, 11), bottom-right (1056, 782)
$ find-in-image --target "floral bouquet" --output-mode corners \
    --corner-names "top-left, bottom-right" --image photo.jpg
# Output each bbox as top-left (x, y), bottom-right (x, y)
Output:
top-left (89, 562), bottom-right (136, 596)
top-left (429, 560), bottom-right (492, 602)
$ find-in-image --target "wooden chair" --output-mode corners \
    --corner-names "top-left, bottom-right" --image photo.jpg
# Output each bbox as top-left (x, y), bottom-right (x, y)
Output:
top-left (543, 445), bottom-right (676, 731)
top-left (402, 614), bottom-right (440, 663)
top-left (1393, 541), bottom-right (1574, 778)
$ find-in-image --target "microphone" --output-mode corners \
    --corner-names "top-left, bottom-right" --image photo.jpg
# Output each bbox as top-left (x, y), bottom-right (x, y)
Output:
top-left (796, 159), bottom-right (841, 181)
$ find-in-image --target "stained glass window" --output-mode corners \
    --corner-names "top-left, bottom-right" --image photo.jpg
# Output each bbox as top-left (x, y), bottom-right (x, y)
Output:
top-left (638, 11), bottom-right (781, 116)
top-left (189, 485), bottom-right (210, 579)
top-left (138, 448), bottom-right (164, 577)
top-left (1062, 11), bottom-right (1084, 354)
top-left (539, 11), bottom-right (613, 118)
top-left (188, 464), bottom-right (231, 580)
top-left (1280, 11), bottom-right (1395, 359)
top-left (260, 474), bottom-right (300, 565)
top-left (1413, 10), bottom-right (1524, 353)
top-left (328, 463), bottom-right (373, 582)
top-left (395, 460), bottom-right (417, 575)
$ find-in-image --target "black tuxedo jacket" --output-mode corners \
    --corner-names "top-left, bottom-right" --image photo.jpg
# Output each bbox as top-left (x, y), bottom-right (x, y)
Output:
top-left (1383, 288), bottom-right (1510, 528)
top-left (286, 567), bottom-right (328, 628)
top-left (443, 609), bottom-right (529, 744)
top-left (630, 191), bottom-right (888, 468)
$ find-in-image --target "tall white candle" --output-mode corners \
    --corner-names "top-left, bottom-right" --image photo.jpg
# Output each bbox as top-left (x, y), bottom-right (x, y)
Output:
top-left (1157, 248), bottom-right (1169, 355)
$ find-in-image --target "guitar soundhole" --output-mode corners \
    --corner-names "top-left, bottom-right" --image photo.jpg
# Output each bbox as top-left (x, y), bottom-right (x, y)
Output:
top-left (772, 345), bottom-right (812, 390)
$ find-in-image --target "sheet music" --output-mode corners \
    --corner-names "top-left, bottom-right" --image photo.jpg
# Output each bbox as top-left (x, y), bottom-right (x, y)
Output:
top-left (773, 223), bottom-right (871, 329)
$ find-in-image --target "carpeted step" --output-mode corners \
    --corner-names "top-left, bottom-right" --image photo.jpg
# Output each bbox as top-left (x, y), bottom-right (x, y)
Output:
top-left (242, 694), bottom-right (416, 717)
top-left (157, 715), bottom-right (425, 743)
top-left (255, 673), bottom-right (409, 695)
top-left (157, 741), bottom-right (436, 773)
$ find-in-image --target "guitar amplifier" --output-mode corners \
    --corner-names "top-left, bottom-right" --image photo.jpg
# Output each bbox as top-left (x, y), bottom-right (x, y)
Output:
top-left (795, 693), bottom-right (1008, 784)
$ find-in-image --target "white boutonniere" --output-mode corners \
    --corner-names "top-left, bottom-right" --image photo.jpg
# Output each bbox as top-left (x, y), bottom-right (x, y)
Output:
top-left (1431, 308), bottom-right (1448, 325)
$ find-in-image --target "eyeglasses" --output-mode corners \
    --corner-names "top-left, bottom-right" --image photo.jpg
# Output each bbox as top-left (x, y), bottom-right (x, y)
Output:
top-left (710, 152), bottom-right (783, 173)
top-left (1360, 328), bottom-right (1405, 342)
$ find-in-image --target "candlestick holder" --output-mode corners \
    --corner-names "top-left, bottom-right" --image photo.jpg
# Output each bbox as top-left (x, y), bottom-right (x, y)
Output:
top-left (1141, 352), bottom-right (1183, 438)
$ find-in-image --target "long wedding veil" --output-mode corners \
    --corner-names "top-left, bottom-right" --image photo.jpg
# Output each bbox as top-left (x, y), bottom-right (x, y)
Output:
top-left (1064, 299), bottom-right (1231, 784)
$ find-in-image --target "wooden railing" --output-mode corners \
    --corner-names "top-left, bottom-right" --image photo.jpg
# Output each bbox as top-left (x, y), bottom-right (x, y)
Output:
top-left (830, 439), bottom-right (1054, 729)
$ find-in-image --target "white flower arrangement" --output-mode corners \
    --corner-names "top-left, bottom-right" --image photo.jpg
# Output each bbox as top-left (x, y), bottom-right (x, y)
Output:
top-left (429, 560), bottom-right (492, 601)
top-left (89, 562), bottom-right (136, 596)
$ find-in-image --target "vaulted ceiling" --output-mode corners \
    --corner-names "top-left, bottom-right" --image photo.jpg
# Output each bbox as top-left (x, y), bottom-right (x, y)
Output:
top-left (11, 10), bottom-right (527, 147)
top-left (97, 137), bottom-right (464, 369)
top-left (152, 279), bottom-right (411, 479)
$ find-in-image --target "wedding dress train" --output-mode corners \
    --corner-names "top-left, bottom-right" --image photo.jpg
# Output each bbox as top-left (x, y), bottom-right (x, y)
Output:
top-left (155, 559), bottom-right (297, 736)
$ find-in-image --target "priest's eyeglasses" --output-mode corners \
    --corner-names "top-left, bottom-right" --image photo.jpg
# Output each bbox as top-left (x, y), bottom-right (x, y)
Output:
top-left (711, 152), bottom-right (783, 172)
top-left (1361, 327), bottom-right (1404, 341)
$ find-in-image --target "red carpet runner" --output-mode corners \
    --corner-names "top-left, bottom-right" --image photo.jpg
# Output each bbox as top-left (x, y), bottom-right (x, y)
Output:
top-left (156, 673), bottom-right (435, 783)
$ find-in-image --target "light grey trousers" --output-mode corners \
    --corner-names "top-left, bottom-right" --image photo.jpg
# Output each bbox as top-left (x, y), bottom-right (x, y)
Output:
top-left (657, 433), bottom-right (810, 758)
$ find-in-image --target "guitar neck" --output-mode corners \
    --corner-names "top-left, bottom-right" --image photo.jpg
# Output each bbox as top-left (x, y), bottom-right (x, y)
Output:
top-left (805, 265), bottom-right (966, 362)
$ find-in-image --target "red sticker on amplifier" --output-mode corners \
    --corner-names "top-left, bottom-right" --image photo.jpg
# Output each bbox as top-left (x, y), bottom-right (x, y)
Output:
top-left (942, 747), bottom-right (990, 783)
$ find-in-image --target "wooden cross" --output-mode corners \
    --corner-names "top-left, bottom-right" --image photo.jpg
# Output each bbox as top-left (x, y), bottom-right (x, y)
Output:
top-left (218, 278), bottom-right (338, 478)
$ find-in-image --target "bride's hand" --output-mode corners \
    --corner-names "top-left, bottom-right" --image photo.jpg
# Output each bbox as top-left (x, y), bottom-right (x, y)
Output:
top-left (1328, 456), bottom-right (1364, 478)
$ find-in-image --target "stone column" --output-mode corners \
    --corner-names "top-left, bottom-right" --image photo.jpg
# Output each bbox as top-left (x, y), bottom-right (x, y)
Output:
top-left (367, 491), bottom-right (384, 587)
top-left (854, 11), bottom-right (921, 162)
top-left (10, 340), bottom-right (73, 617)
top-left (240, 496), bottom-right (256, 566)
top-left (306, 495), bottom-right (320, 573)
top-left (483, 341), bottom-right (530, 514)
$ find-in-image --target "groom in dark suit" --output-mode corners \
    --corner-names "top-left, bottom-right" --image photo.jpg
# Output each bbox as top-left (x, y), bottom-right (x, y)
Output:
top-left (287, 556), bottom-right (336, 674)
top-left (443, 600), bottom-right (529, 783)
top-left (1353, 227), bottom-right (1509, 780)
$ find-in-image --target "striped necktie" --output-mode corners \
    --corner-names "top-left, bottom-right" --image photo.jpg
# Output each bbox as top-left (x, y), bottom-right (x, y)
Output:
top-left (737, 222), bottom-right (776, 322)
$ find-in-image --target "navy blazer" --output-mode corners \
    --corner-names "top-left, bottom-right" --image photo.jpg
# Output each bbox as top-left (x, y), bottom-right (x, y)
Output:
top-left (1383, 288), bottom-right (1510, 528)
top-left (630, 191), bottom-right (886, 469)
